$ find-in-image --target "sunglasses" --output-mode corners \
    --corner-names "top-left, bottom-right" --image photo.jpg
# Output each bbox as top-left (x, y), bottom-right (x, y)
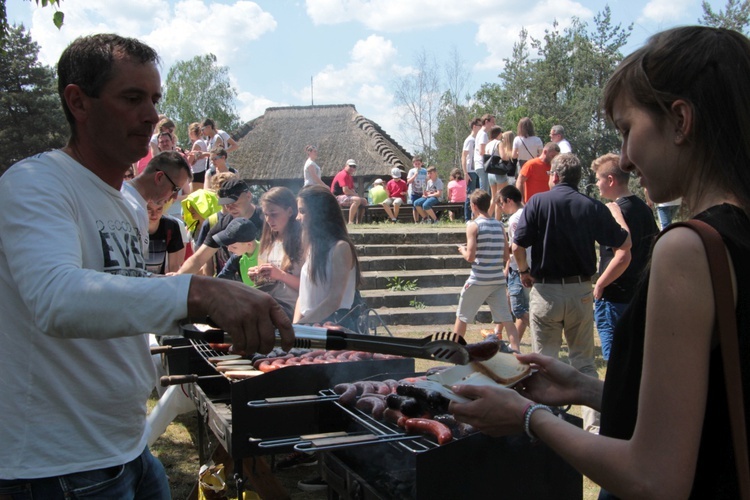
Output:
top-left (156, 169), bottom-right (181, 193)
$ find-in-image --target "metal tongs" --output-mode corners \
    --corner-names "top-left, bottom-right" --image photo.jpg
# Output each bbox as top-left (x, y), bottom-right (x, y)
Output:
top-left (284, 325), bottom-right (470, 365)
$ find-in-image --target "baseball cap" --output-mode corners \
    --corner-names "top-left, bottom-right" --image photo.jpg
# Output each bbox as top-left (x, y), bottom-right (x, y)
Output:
top-left (391, 167), bottom-right (402, 178)
top-left (346, 159), bottom-right (357, 167)
top-left (373, 178), bottom-right (384, 185)
top-left (217, 179), bottom-right (250, 205)
top-left (212, 218), bottom-right (258, 246)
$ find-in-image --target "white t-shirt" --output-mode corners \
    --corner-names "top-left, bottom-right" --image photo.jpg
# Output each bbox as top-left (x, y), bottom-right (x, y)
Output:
top-left (260, 240), bottom-right (301, 310)
top-left (0, 150), bottom-right (192, 478)
top-left (557, 138), bottom-right (572, 154)
top-left (303, 158), bottom-right (321, 187)
top-left (462, 134), bottom-right (476, 173)
top-left (121, 180), bottom-right (149, 252)
top-left (507, 207), bottom-right (531, 270)
top-left (298, 244), bottom-right (356, 322)
top-left (191, 138), bottom-right (208, 174)
top-left (474, 129), bottom-right (490, 170)
top-left (206, 130), bottom-right (231, 169)
top-left (513, 136), bottom-right (543, 161)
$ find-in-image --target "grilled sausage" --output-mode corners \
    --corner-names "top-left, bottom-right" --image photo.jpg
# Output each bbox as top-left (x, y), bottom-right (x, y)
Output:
top-left (383, 408), bottom-right (407, 427)
top-left (334, 383), bottom-right (357, 406)
top-left (355, 396), bottom-right (386, 419)
top-left (465, 335), bottom-right (501, 362)
top-left (404, 418), bottom-right (453, 445)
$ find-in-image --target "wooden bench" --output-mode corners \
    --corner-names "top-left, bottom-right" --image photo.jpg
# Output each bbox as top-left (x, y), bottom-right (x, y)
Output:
top-left (342, 202), bottom-right (465, 223)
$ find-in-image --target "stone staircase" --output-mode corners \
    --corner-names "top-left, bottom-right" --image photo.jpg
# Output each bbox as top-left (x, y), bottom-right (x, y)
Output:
top-left (351, 226), bottom-right (493, 327)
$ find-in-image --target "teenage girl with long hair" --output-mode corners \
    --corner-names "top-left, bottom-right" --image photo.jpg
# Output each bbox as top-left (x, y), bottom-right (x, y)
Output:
top-left (248, 187), bottom-right (303, 319)
top-left (294, 186), bottom-right (361, 328)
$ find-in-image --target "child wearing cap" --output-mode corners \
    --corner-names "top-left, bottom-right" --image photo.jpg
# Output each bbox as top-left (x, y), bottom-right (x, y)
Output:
top-left (368, 178), bottom-right (388, 206)
top-left (382, 167), bottom-right (407, 222)
top-left (213, 218), bottom-right (260, 286)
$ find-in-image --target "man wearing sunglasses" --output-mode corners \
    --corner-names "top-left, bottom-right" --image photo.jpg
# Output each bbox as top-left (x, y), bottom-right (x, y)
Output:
top-left (122, 151), bottom-right (192, 251)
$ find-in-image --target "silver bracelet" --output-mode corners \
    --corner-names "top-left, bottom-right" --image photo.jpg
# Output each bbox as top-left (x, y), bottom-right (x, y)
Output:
top-left (524, 404), bottom-right (553, 443)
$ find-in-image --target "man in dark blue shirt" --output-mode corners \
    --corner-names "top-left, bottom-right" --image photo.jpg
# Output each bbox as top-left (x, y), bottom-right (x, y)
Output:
top-left (513, 153), bottom-right (631, 430)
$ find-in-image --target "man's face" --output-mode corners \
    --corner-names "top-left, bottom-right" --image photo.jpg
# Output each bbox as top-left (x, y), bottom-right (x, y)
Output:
top-left (202, 125), bottom-right (215, 137)
top-left (485, 117), bottom-right (495, 129)
top-left (157, 134), bottom-right (174, 152)
top-left (345, 164), bottom-right (357, 175)
top-left (596, 171), bottom-right (615, 200)
top-left (499, 198), bottom-right (513, 215)
top-left (224, 191), bottom-right (251, 218)
top-left (81, 56), bottom-right (161, 167)
top-left (428, 170), bottom-right (437, 180)
top-left (154, 168), bottom-right (189, 206)
top-left (550, 129), bottom-right (561, 143)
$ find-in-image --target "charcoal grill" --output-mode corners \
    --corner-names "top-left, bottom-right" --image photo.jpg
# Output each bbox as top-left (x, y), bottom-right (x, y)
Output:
top-left (247, 378), bottom-right (583, 500)
top-left (162, 338), bottom-right (581, 499)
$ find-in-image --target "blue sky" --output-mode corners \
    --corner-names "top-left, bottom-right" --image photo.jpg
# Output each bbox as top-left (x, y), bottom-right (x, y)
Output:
top-left (8, 0), bottom-right (720, 151)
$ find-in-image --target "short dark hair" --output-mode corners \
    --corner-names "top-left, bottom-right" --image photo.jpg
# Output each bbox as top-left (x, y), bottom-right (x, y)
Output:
top-left (470, 189), bottom-right (491, 212)
top-left (499, 185), bottom-right (522, 205)
top-left (202, 118), bottom-right (216, 129)
top-left (57, 34), bottom-right (159, 131)
top-left (550, 153), bottom-right (581, 186)
top-left (144, 151), bottom-right (193, 180)
top-left (470, 117), bottom-right (482, 128)
top-left (490, 125), bottom-right (503, 140)
top-left (426, 166), bottom-right (437, 173)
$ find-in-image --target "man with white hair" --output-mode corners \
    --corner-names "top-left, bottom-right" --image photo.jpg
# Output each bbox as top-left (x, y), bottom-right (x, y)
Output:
top-left (549, 124), bottom-right (572, 153)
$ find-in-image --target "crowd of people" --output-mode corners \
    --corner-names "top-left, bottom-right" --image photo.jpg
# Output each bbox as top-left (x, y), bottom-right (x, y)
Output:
top-left (1, 25), bottom-right (748, 500)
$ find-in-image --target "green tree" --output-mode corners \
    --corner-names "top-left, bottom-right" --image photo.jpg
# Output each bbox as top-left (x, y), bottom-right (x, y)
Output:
top-left (699, 0), bottom-right (750, 33)
top-left (160, 54), bottom-right (240, 148)
top-left (0, 24), bottom-right (67, 173)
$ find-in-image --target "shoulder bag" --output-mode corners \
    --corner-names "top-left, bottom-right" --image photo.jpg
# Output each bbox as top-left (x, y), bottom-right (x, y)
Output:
top-left (659, 219), bottom-right (749, 499)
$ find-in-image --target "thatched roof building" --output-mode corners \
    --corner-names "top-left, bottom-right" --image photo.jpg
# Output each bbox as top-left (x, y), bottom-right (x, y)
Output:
top-left (229, 104), bottom-right (413, 194)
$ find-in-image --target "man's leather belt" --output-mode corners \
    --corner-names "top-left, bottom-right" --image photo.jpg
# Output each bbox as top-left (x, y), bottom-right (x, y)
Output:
top-left (539, 275), bottom-right (591, 284)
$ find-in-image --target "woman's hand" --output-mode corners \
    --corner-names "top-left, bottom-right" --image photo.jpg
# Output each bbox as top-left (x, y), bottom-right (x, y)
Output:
top-left (514, 353), bottom-right (593, 408)
top-left (449, 384), bottom-right (529, 437)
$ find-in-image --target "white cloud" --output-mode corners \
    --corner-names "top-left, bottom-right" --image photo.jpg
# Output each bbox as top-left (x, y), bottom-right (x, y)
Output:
top-left (639, 0), bottom-right (692, 23)
top-left (24, 0), bottom-right (276, 71)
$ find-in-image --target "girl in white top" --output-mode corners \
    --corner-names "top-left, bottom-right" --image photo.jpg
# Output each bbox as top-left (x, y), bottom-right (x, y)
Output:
top-left (303, 144), bottom-right (326, 187)
top-left (512, 117), bottom-right (543, 166)
top-left (248, 187), bottom-right (303, 319)
top-left (294, 186), bottom-right (360, 326)
top-left (187, 122), bottom-right (208, 190)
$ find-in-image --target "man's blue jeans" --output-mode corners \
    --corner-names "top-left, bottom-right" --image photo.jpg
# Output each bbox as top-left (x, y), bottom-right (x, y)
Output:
top-left (465, 172), bottom-right (478, 221)
top-left (0, 447), bottom-right (170, 500)
top-left (594, 298), bottom-right (629, 361)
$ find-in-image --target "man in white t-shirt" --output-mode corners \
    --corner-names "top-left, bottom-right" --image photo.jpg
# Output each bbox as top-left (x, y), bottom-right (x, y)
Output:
top-left (499, 184), bottom-right (531, 341)
top-left (549, 124), bottom-right (572, 153)
top-left (462, 117), bottom-right (482, 220)
top-left (0, 34), bottom-right (292, 496)
top-left (473, 114), bottom-right (495, 191)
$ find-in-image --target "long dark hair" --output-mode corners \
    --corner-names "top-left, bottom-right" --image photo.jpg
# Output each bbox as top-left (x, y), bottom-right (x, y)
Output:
top-left (297, 186), bottom-right (361, 286)
top-left (259, 187), bottom-right (302, 273)
top-left (603, 26), bottom-right (750, 214)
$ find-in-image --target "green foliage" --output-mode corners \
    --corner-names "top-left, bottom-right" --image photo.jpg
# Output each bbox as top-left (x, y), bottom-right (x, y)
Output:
top-left (699, 0), bottom-right (750, 33)
top-left (456, 6), bottom-right (631, 195)
top-left (160, 54), bottom-right (241, 148)
top-left (386, 277), bottom-right (419, 292)
top-left (409, 298), bottom-right (426, 309)
top-left (0, 24), bottom-right (67, 173)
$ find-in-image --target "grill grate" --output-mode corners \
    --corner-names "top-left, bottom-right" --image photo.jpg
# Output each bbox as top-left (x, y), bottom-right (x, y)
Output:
top-left (321, 389), bottom-right (440, 454)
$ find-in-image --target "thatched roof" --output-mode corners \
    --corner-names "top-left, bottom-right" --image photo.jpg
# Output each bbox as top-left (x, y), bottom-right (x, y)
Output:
top-left (230, 104), bottom-right (413, 185)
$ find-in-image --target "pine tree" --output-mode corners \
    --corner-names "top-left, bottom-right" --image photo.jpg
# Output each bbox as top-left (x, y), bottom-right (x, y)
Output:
top-left (0, 24), bottom-right (67, 173)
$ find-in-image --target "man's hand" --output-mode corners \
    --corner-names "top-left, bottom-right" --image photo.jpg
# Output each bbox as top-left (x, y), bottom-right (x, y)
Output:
top-left (187, 276), bottom-right (294, 354)
top-left (520, 273), bottom-right (534, 288)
